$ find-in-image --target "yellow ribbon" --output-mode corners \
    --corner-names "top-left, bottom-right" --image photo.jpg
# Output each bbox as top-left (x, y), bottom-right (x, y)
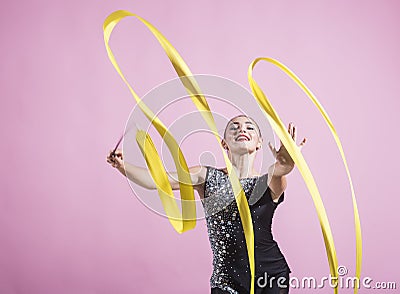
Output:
top-left (103, 10), bottom-right (362, 294)
top-left (248, 58), bottom-right (362, 294)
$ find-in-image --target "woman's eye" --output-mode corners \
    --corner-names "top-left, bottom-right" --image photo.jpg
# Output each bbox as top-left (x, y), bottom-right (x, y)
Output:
top-left (247, 127), bottom-right (254, 130)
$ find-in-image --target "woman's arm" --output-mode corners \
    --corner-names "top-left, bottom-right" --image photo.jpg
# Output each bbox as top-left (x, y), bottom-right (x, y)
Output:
top-left (106, 149), bottom-right (206, 191)
top-left (267, 122), bottom-right (307, 201)
top-left (267, 163), bottom-right (288, 202)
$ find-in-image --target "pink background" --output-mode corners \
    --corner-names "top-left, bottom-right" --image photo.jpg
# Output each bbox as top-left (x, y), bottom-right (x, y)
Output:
top-left (1, 0), bottom-right (399, 293)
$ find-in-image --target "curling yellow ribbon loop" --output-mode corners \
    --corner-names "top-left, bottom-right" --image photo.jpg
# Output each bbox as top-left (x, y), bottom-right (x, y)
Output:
top-left (248, 57), bottom-right (362, 294)
top-left (104, 10), bottom-right (196, 233)
top-left (103, 10), bottom-right (257, 293)
top-left (136, 130), bottom-right (187, 229)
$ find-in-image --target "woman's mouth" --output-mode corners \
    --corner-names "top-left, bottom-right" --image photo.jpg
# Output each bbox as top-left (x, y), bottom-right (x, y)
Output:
top-left (236, 135), bottom-right (250, 141)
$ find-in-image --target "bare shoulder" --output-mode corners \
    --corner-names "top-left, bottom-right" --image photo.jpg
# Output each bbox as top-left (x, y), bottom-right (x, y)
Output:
top-left (187, 165), bottom-right (208, 200)
top-left (188, 165), bottom-right (207, 186)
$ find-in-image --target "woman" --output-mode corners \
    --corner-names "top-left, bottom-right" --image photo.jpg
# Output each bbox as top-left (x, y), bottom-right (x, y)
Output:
top-left (107, 115), bottom-right (306, 294)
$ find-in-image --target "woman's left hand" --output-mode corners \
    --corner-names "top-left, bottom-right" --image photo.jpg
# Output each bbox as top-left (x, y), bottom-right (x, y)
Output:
top-left (268, 122), bottom-right (307, 177)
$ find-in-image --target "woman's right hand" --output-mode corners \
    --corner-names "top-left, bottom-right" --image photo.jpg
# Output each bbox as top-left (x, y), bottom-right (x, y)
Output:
top-left (107, 149), bottom-right (124, 170)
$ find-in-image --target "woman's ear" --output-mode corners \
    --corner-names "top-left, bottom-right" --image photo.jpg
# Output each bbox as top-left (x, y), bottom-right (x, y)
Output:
top-left (256, 137), bottom-right (263, 151)
top-left (221, 139), bottom-right (229, 150)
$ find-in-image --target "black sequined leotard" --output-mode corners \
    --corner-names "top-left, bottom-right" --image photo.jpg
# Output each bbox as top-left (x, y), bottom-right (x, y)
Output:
top-left (201, 166), bottom-right (291, 294)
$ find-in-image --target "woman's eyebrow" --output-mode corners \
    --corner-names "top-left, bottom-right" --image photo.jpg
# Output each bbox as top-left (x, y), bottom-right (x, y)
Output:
top-left (230, 121), bottom-right (254, 125)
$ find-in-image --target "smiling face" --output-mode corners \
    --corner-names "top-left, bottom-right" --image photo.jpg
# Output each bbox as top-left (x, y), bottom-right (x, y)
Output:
top-left (221, 115), bottom-right (263, 155)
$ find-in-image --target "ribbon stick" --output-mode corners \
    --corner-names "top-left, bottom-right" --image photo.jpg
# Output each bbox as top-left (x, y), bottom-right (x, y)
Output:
top-left (248, 57), bottom-right (362, 294)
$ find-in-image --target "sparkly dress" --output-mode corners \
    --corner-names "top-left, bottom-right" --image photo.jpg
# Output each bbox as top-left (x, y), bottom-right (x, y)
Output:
top-left (201, 166), bottom-right (291, 294)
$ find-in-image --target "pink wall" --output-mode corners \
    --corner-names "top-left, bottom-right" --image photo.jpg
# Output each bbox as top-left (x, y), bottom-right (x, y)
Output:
top-left (1, 0), bottom-right (399, 293)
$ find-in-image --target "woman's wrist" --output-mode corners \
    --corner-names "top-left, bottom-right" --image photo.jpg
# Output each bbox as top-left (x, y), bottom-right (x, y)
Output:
top-left (116, 164), bottom-right (126, 176)
top-left (268, 163), bottom-right (281, 177)
top-left (268, 162), bottom-right (291, 177)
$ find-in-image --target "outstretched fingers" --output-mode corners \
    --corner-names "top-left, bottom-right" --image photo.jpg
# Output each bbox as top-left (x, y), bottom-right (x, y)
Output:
top-left (292, 123), bottom-right (297, 142)
top-left (288, 122), bottom-right (309, 154)
top-left (288, 122), bottom-right (296, 141)
top-left (289, 122), bottom-right (307, 150)
top-left (268, 141), bottom-right (277, 158)
top-left (298, 137), bottom-right (307, 150)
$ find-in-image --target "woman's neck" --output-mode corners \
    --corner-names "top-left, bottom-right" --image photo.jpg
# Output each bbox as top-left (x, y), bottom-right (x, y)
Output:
top-left (225, 152), bottom-right (259, 178)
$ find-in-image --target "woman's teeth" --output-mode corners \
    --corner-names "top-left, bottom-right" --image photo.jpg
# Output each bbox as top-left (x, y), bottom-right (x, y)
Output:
top-left (236, 136), bottom-right (248, 141)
